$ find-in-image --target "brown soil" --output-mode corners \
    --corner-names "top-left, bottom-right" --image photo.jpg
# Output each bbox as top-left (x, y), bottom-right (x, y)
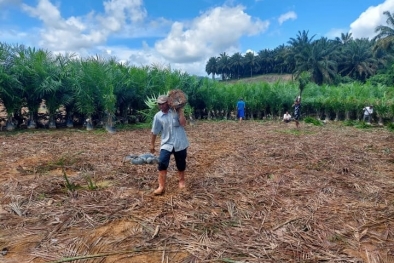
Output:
top-left (1, 120), bottom-right (393, 263)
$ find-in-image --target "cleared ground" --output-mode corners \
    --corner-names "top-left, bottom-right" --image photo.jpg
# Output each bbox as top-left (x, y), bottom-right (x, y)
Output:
top-left (0, 120), bottom-right (393, 263)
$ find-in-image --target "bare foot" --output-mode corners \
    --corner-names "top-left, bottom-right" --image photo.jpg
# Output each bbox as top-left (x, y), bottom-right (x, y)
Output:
top-left (153, 187), bottom-right (165, 195)
top-left (179, 180), bottom-right (185, 189)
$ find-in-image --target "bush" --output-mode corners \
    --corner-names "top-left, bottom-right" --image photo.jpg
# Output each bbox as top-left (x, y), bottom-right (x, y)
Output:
top-left (303, 116), bottom-right (322, 126)
top-left (387, 122), bottom-right (394, 132)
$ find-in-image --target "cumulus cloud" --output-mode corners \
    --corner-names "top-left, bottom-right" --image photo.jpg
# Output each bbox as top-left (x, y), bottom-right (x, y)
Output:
top-left (4, 0), bottom-right (270, 76)
top-left (350, 0), bottom-right (394, 39)
top-left (155, 5), bottom-right (269, 63)
top-left (98, 0), bottom-right (147, 32)
top-left (278, 11), bottom-right (297, 25)
top-left (20, 0), bottom-right (148, 51)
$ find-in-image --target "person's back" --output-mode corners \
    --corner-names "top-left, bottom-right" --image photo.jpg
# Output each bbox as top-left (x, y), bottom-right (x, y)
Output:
top-left (236, 98), bottom-right (245, 122)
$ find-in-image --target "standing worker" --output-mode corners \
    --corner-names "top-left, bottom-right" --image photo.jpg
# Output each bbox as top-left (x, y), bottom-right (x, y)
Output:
top-left (292, 96), bottom-right (301, 128)
top-left (150, 95), bottom-right (189, 195)
top-left (236, 98), bottom-right (246, 123)
top-left (363, 105), bottom-right (373, 124)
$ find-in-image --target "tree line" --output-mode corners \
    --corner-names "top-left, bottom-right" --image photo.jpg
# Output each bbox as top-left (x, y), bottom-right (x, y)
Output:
top-left (205, 11), bottom-right (394, 86)
top-left (1, 11), bottom-right (394, 132)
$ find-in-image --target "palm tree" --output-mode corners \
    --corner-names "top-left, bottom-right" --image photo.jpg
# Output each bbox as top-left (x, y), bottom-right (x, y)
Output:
top-left (205, 57), bottom-right (218, 80)
top-left (230, 52), bottom-right (243, 79)
top-left (0, 42), bottom-right (23, 125)
top-left (335, 32), bottom-right (353, 45)
top-left (339, 38), bottom-right (378, 82)
top-left (217, 52), bottom-right (231, 80)
top-left (373, 11), bottom-right (394, 52)
top-left (243, 51), bottom-right (258, 78)
top-left (11, 45), bottom-right (57, 128)
top-left (288, 30), bottom-right (316, 52)
top-left (292, 37), bottom-right (338, 85)
top-left (257, 49), bottom-right (273, 74)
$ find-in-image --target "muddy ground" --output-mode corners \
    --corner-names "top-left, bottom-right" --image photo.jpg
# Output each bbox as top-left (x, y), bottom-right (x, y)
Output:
top-left (0, 120), bottom-right (393, 263)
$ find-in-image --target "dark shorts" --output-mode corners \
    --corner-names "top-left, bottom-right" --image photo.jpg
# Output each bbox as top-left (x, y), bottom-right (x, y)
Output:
top-left (158, 148), bottom-right (187, 171)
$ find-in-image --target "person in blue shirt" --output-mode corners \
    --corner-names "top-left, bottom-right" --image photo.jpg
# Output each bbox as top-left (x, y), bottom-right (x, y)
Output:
top-left (150, 95), bottom-right (189, 195)
top-left (236, 98), bottom-right (246, 123)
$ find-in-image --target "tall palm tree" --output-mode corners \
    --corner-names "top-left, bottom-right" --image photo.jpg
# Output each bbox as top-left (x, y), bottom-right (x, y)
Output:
top-left (257, 49), bottom-right (274, 74)
top-left (292, 37), bottom-right (338, 85)
top-left (373, 11), bottom-right (394, 52)
top-left (217, 52), bottom-right (231, 80)
top-left (335, 32), bottom-right (353, 45)
top-left (205, 57), bottom-right (218, 80)
top-left (339, 38), bottom-right (378, 82)
top-left (288, 30), bottom-right (316, 52)
top-left (230, 52), bottom-right (243, 79)
top-left (243, 51), bottom-right (258, 78)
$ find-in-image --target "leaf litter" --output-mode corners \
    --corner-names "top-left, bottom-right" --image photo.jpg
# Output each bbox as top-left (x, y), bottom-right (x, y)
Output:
top-left (0, 121), bottom-right (393, 263)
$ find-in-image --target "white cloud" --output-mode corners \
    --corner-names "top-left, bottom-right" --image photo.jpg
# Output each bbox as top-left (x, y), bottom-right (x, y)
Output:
top-left (278, 11), bottom-right (297, 25)
top-left (155, 5), bottom-right (269, 64)
top-left (350, 0), bottom-right (394, 39)
top-left (98, 0), bottom-right (147, 32)
top-left (5, 1), bottom-right (269, 76)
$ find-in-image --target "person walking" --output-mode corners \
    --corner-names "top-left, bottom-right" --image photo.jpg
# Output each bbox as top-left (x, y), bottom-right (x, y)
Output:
top-left (236, 98), bottom-right (246, 123)
top-left (363, 105), bottom-right (373, 124)
top-left (150, 95), bottom-right (189, 195)
top-left (292, 96), bottom-right (301, 128)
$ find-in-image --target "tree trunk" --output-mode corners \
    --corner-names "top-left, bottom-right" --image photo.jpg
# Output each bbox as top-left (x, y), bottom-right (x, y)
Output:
top-left (345, 111), bottom-right (350, 121)
top-left (378, 116), bottom-right (384, 126)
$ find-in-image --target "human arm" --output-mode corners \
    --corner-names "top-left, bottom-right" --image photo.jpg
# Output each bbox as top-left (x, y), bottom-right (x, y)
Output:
top-left (177, 108), bottom-right (187, 127)
top-left (150, 133), bottom-right (157, 153)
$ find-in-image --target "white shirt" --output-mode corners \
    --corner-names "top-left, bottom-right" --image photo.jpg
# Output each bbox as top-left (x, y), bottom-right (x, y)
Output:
top-left (151, 109), bottom-right (189, 152)
top-left (364, 107), bottom-right (373, 116)
top-left (283, 113), bottom-right (291, 120)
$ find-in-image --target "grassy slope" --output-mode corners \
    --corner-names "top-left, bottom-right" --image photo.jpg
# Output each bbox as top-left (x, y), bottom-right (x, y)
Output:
top-left (224, 73), bottom-right (294, 84)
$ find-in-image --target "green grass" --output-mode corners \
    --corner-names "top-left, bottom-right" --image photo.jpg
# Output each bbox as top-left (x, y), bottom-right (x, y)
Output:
top-left (303, 116), bottom-right (322, 126)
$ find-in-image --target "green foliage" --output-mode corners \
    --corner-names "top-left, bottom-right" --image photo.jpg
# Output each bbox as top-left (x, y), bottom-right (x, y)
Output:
top-left (355, 121), bottom-right (373, 129)
top-left (343, 120), bottom-right (357, 126)
top-left (84, 175), bottom-right (97, 190)
top-left (303, 116), bottom-right (322, 126)
top-left (138, 93), bottom-right (193, 124)
top-left (387, 122), bottom-right (394, 132)
top-left (138, 94), bottom-right (161, 124)
top-left (63, 169), bottom-right (77, 192)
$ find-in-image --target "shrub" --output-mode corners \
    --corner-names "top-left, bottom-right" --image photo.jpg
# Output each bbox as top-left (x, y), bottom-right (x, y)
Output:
top-left (303, 116), bottom-right (322, 126)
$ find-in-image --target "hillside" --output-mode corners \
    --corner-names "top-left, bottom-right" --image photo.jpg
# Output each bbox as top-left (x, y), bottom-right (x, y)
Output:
top-left (225, 73), bottom-right (293, 84)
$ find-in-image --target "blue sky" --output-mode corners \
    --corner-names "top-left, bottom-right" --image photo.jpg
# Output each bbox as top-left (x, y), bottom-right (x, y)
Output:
top-left (1, 0), bottom-right (393, 77)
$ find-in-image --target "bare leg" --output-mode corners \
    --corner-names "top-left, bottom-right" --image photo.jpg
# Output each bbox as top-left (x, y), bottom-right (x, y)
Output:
top-left (154, 170), bottom-right (167, 195)
top-left (178, 171), bottom-right (185, 189)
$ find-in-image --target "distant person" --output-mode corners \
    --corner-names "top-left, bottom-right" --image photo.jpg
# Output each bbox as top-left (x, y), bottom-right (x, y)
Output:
top-left (283, 111), bottom-right (292, 123)
top-left (363, 105), bottom-right (373, 123)
top-left (292, 96), bottom-right (301, 128)
top-left (236, 98), bottom-right (246, 123)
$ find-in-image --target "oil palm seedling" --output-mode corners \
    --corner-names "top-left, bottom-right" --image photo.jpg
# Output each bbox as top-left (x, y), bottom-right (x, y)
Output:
top-left (71, 57), bottom-right (104, 131)
top-left (0, 43), bottom-right (23, 130)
